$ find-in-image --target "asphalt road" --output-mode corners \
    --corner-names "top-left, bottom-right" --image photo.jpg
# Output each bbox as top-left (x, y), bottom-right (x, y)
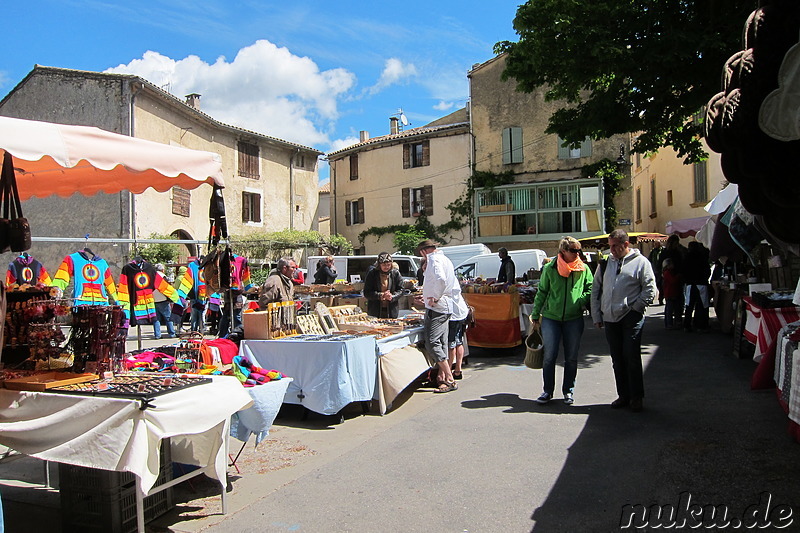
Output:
top-left (195, 307), bottom-right (800, 533)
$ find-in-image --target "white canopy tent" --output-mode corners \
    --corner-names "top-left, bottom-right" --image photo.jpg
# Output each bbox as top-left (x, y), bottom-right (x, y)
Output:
top-left (0, 115), bottom-right (224, 200)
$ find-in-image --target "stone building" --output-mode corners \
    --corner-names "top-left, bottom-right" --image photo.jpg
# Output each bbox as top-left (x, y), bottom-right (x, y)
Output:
top-left (468, 55), bottom-right (633, 255)
top-left (326, 109), bottom-right (471, 254)
top-left (0, 65), bottom-right (322, 273)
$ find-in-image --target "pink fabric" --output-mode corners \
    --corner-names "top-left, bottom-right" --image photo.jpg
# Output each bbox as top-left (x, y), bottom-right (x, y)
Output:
top-left (205, 338), bottom-right (239, 364)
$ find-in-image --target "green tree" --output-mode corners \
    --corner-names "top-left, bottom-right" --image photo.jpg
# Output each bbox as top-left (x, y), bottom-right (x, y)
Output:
top-left (495, 1), bottom-right (754, 163)
top-left (393, 227), bottom-right (428, 255)
top-left (131, 233), bottom-right (180, 266)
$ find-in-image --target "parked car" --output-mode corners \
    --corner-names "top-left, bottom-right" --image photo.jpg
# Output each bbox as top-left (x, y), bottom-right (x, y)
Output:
top-left (306, 254), bottom-right (421, 283)
top-left (437, 243), bottom-right (492, 267)
top-left (454, 249), bottom-right (548, 281)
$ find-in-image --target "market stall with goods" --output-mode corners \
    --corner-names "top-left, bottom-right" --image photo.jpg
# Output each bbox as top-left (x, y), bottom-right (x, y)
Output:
top-left (0, 116), bottom-right (256, 533)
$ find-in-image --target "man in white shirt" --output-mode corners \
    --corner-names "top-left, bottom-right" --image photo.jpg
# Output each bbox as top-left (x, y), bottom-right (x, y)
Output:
top-left (416, 239), bottom-right (467, 393)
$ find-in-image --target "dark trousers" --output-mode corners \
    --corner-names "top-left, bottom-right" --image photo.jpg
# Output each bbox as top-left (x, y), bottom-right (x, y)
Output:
top-left (683, 285), bottom-right (709, 331)
top-left (604, 310), bottom-right (646, 400)
top-left (664, 298), bottom-right (682, 328)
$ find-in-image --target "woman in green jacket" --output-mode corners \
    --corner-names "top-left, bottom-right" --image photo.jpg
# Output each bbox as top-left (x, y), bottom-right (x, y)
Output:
top-left (530, 236), bottom-right (593, 405)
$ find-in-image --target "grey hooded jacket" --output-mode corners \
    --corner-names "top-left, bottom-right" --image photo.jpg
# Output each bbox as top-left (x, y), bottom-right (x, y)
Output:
top-left (590, 248), bottom-right (657, 324)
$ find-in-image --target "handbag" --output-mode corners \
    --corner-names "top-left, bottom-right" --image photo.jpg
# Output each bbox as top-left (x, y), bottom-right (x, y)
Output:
top-left (524, 326), bottom-right (544, 369)
top-left (0, 152), bottom-right (31, 253)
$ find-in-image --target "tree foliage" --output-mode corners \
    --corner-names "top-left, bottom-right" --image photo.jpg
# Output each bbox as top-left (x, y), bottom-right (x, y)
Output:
top-left (229, 230), bottom-right (354, 262)
top-left (495, 0), bottom-right (755, 163)
top-left (131, 233), bottom-right (180, 266)
top-left (393, 227), bottom-right (429, 255)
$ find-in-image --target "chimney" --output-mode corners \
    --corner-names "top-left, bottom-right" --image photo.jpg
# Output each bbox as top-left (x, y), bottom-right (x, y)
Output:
top-left (390, 116), bottom-right (399, 135)
top-left (359, 131), bottom-right (370, 142)
top-left (185, 93), bottom-right (201, 110)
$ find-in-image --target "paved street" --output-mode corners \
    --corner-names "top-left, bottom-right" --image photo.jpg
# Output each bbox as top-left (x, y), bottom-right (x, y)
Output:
top-left (3, 306), bottom-right (800, 532)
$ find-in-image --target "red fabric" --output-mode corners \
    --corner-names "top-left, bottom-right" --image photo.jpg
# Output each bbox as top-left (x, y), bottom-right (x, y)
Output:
top-left (463, 293), bottom-right (521, 348)
top-left (661, 269), bottom-right (682, 299)
top-left (292, 269), bottom-right (305, 285)
top-left (205, 338), bottom-right (239, 364)
top-left (744, 296), bottom-right (800, 389)
top-left (776, 390), bottom-right (800, 444)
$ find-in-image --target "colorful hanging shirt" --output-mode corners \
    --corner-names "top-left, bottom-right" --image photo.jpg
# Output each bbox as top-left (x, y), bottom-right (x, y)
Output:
top-left (6, 254), bottom-right (52, 286)
top-left (117, 260), bottom-right (182, 325)
top-left (229, 255), bottom-right (254, 292)
top-left (176, 258), bottom-right (206, 302)
top-left (52, 251), bottom-right (118, 305)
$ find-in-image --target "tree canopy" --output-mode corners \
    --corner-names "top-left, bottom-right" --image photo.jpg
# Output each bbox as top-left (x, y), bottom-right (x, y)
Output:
top-left (495, 0), bottom-right (755, 163)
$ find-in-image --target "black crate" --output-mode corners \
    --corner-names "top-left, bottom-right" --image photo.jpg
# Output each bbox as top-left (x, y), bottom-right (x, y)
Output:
top-left (59, 440), bottom-right (174, 533)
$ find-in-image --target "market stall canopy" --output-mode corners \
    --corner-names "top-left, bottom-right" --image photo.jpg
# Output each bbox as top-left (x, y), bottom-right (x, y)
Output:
top-left (0, 115), bottom-right (224, 200)
top-left (578, 232), bottom-right (668, 249)
top-left (665, 216), bottom-right (711, 238)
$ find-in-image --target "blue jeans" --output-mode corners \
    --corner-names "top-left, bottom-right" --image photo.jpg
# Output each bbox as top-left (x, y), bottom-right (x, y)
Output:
top-left (153, 300), bottom-right (176, 339)
top-left (604, 310), bottom-right (646, 400)
top-left (190, 301), bottom-right (205, 333)
top-left (540, 316), bottom-right (585, 396)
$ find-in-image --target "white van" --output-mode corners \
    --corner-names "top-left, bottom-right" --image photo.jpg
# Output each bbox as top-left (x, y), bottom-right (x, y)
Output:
top-left (437, 243), bottom-right (492, 267)
top-left (307, 254), bottom-right (421, 283)
top-left (454, 249), bottom-right (548, 281)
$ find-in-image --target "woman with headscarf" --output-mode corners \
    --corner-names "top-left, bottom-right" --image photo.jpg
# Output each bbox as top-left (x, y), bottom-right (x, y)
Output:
top-left (363, 252), bottom-right (404, 318)
top-left (529, 236), bottom-right (593, 405)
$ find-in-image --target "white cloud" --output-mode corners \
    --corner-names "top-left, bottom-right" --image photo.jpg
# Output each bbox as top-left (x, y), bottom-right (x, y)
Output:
top-left (433, 100), bottom-right (455, 111)
top-left (366, 58), bottom-right (418, 95)
top-left (106, 40), bottom-right (356, 149)
top-left (328, 135), bottom-right (362, 153)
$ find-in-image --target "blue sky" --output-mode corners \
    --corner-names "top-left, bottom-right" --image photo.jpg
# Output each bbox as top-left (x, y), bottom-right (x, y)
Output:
top-left (1, 1), bottom-right (521, 182)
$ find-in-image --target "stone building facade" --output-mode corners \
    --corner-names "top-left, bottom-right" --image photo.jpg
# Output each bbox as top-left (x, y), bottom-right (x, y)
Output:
top-left (468, 55), bottom-right (633, 255)
top-left (0, 66), bottom-right (321, 274)
top-left (326, 109), bottom-right (471, 254)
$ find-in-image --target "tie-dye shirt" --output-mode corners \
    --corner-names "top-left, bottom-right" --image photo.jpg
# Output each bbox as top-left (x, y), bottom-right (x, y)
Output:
top-left (117, 261), bottom-right (182, 324)
top-left (6, 255), bottom-right (52, 286)
top-left (52, 251), bottom-right (118, 305)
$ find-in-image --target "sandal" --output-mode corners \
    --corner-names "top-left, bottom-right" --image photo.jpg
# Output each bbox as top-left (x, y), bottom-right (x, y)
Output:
top-left (452, 371), bottom-right (463, 380)
top-left (435, 381), bottom-right (458, 393)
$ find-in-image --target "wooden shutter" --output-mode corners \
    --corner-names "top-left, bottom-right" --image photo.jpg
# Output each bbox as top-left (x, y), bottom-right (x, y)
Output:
top-left (403, 144), bottom-right (410, 169)
top-left (345, 200), bottom-right (352, 226)
top-left (242, 192), bottom-right (250, 222)
top-left (238, 141), bottom-right (260, 178)
top-left (502, 128), bottom-right (511, 164)
top-left (580, 137), bottom-right (592, 157)
top-left (402, 187), bottom-right (410, 217)
top-left (252, 193), bottom-right (262, 223)
top-left (510, 127), bottom-right (523, 163)
top-left (557, 137), bottom-right (570, 159)
top-left (422, 140), bottom-right (430, 166)
top-left (172, 187), bottom-right (190, 217)
top-left (357, 197), bottom-right (365, 224)
top-left (350, 154), bottom-right (359, 180)
top-left (423, 185), bottom-right (434, 215)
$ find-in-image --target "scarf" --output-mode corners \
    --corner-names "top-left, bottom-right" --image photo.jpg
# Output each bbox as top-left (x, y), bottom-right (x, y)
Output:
top-left (556, 253), bottom-right (585, 278)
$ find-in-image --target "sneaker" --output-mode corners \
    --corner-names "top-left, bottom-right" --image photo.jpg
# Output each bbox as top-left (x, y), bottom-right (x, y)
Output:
top-left (610, 397), bottom-right (629, 408)
top-left (563, 393), bottom-right (574, 405)
top-left (535, 392), bottom-right (552, 405)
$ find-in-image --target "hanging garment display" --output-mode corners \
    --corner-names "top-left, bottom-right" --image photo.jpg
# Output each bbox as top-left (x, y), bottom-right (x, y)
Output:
top-left (52, 248), bottom-right (118, 306)
top-left (229, 254), bottom-right (254, 292)
top-left (175, 257), bottom-right (206, 302)
top-left (6, 252), bottom-right (52, 286)
top-left (116, 259), bottom-right (182, 325)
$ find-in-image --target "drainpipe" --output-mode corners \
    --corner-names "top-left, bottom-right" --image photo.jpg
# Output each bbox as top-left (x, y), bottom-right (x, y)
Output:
top-left (330, 158), bottom-right (336, 235)
top-left (128, 81), bottom-right (141, 256)
top-left (290, 149), bottom-right (300, 230)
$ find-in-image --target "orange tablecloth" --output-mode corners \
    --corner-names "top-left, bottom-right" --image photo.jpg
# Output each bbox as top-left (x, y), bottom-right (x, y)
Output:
top-left (743, 296), bottom-right (800, 389)
top-left (463, 292), bottom-right (521, 348)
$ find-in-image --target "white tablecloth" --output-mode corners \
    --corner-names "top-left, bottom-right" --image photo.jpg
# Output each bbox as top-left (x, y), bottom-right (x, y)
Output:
top-left (230, 377), bottom-right (293, 445)
top-left (0, 375), bottom-right (252, 494)
top-left (240, 337), bottom-right (377, 416)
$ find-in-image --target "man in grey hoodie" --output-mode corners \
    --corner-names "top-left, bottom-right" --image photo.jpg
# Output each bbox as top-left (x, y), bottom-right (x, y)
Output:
top-left (591, 229), bottom-right (657, 412)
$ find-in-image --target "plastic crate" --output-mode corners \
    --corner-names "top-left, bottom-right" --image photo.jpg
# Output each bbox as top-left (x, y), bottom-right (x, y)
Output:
top-left (59, 440), bottom-right (174, 533)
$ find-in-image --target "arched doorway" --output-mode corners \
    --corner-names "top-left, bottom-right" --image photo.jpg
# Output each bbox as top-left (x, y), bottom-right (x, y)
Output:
top-left (171, 229), bottom-right (198, 263)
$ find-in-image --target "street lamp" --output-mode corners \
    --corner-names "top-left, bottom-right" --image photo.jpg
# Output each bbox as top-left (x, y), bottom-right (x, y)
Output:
top-left (615, 143), bottom-right (628, 168)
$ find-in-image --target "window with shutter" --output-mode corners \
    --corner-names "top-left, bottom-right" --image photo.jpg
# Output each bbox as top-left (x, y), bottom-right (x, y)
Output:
top-left (242, 192), bottom-right (261, 223)
top-left (403, 145), bottom-right (410, 169)
top-left (401, 187), bottom-right (411, 217)
top-left (238, 140), bottom-right (260, 179)
top-left (172, 187), bottom-right (190, 217)
top-left (693, 162), bottom-right (708, 203)
top-left (350, 154), bottom-right (359, 180)
top-left (345, 200), bottom-right (352, 226)
top-left (635, 187), bottom-right (642, 222)
top-left (649, 177), bottom-right (657, 217)
top-left (557, 136), bottom-right (592, 159)
top-left (404, 141), bottom-right (430, 168)
top-left (502, 127), bottom-right (523, 164)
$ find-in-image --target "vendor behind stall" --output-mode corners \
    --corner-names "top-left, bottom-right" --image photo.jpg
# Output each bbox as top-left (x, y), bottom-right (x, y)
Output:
top-left (258, 257), bottom-right (297, 310)
top-left (363, 252), bottom-right (403, 318)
